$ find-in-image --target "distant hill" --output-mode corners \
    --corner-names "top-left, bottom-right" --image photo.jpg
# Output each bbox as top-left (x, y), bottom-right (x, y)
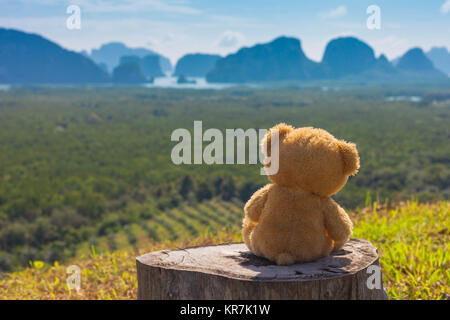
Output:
top-left (112, 61), bottom-right (148, 84)
top-left (357, 54), bottom-right (398, 80)
top-left (207, 37), bottom-right (322, 83)
top-left (397, 48), bottom-right (447, 80)
top-left (139, 55), bottom-right (165, 78)
top-left (391, 57), bottom-right (400, 66)
top-left (321, 37), bottom-right (378, 78)
top-left (174, 54), bottom-right (221, 77)
top-left (374, 54), bottom-right (397, 73)
top-left (207, 36), bottom-right (448, 83)
top-left (426, 47), bottom-right (450, 76)
top-left (89, 42), bottom-right (172, 74)
top-left (397, 48), bottom-right (436, 72)
top-left (120, 55), bottom-right (141, 65)
top-left (0, 28), bottom-right (109, 84)
top-left (120, 55), bottom-right (164, 78)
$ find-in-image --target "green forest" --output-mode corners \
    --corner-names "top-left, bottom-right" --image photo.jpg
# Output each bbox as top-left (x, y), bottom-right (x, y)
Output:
top-left (0, 85), bottom-right (449, 271)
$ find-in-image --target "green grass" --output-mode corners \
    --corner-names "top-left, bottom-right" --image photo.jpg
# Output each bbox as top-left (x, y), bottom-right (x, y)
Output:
top-left (1, 200), bottom-right (448, 300)
top-left (352, 201), bottom-right (449, 299)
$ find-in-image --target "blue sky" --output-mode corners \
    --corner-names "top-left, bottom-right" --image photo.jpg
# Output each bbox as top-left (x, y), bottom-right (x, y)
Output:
top-left (1, 0), bottom-right (449, 64)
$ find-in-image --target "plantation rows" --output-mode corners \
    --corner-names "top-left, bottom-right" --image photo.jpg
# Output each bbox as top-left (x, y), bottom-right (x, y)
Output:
top-left (77, 198), bottom-right (244, 256)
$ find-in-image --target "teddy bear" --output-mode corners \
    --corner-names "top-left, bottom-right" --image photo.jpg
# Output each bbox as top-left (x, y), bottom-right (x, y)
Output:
top-left (242, 123), bottom-right (360, 265)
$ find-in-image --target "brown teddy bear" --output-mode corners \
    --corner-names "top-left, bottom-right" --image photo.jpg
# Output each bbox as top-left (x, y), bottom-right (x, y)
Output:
top-left (242, 123), bottom-right (359, 265)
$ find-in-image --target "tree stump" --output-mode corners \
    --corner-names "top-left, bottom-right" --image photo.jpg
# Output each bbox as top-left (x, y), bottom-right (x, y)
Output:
top-left (136, 238), bottom-right (388, 300)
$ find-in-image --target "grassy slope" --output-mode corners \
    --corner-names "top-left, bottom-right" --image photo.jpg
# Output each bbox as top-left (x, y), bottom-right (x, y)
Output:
top-left (0, 201), bottom-right (448, 300)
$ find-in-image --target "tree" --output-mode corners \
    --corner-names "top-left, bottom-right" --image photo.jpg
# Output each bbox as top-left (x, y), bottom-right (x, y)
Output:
top-left (1, 223), bottom-right (28, 249)
top-left (195, 182), bottom-right (213, 202)
top-left (179, 175), bottom-right (193, 200)
top-left (112, 61), bottom-right (147, 83)
top-left (0, 252), bottom-right (13, 272)
top-left (221, 177), bottom-right (236, 201)
top-left (238, 181), bottom-right (259, 202)
top-left (213, 176), bottom-right (224, 195)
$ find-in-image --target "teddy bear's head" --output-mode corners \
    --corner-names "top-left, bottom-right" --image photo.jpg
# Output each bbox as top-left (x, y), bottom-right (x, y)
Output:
top-left (262, 123), bottom-right (359, 197)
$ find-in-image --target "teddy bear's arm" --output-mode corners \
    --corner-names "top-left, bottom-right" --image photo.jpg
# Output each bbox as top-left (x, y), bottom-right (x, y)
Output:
top-left (322, 198), bottom-right (353, 251)
top-left (244, 184), bottom-right (272, 223)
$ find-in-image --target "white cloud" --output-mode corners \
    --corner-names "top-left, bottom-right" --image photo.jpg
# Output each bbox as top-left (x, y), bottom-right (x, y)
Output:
top-left (319, 5), bottom-right (348, 19)
top-left (4, 0), bottom-right (201, 15)
top-left (11, 0), bottom-right (60, 4)
top-left (441, 0), bottom-right (450, 13)
top-left (146, 32), bottom-right (181, 49)
top-left (64, 0), bottom-right (201, 14)
top-left (216, 31), bottom-right (245, 48)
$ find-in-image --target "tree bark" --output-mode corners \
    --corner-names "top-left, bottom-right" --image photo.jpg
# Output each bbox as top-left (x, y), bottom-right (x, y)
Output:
top-left (136, 238), bottom-right (388, 300)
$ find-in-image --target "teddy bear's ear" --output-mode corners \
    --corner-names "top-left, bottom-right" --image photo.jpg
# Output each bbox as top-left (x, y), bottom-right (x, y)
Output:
top-left (262, 123), bottom-right (293, 156)
top-left (338, 141), bottom-right (360, 176)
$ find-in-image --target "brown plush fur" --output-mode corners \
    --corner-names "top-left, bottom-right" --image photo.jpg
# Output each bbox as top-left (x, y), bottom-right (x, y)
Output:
top-left (242, 124), bottom-right (359, 265)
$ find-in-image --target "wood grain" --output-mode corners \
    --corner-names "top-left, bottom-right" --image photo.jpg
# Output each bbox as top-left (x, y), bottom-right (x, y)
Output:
top-left (136, 238), bottom-right (388, 300)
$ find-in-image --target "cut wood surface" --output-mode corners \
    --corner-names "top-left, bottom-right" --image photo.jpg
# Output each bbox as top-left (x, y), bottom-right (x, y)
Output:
top-left (136, 238), bottom-right (388, 300)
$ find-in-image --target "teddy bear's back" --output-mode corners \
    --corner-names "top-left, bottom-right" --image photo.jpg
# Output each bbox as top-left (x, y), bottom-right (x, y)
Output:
top-left (251, 185), bottom-right (333, 263)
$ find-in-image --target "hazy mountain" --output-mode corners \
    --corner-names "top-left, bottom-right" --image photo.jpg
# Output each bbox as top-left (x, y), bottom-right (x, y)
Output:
top-left (0, 28), bottom-right (109, 84)
top-left (119, 55), bottom-right (164, 78)
top-left (426, 47), bottom-right (450, 76)
top-left (206, 37), bottom-right (322, 83)
top-left (97, 62), bottom-right (108, 74)
top-left (394, 48), bottom-right (448, 82)
top-left (391, 57), bottom-right (400, 66)
top-left (89, 42), bottom-right (172, 73)
top-left (5, 27), bottom-right (445, 85)
top-left (357, 54), bottom-right (398, 80)
top-left (396, 48), bottom-right (446, 76)
top-left (397, 48), bottom-right (435, 71)
top-left (174, 54), bottom-right (221, 77)
top-left (375, 54), bottom-right (397, 73)
top-left (112, 61), bottom-right (148, 83)
top-left (206, 35), bottom-right (448, 83)
top-left (140, 55), bottom-right (165, 78)
top-left (321, 37), bottom-right (378, 78)
top-left (120, 55), bottom-right (141, 65)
